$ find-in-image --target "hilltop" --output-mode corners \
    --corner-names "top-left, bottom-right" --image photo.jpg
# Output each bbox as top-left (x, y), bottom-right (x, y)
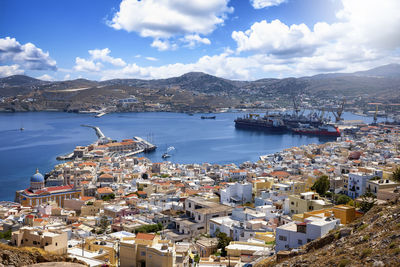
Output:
top-left (0, 64), bottom-right (399, 113)
top-left (256, 198), bottom-right (400, 267)
top-left (0, 243), bottom-right (86, 266)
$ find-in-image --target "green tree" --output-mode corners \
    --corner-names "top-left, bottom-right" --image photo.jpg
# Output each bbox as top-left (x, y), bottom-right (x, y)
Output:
top-left (392, 167), bottom-right (400, 182)
top-left (359, 189), bottom-right (376, 213)
top-left (99, 215), bottom-right (110, 233)
top-left (215, 230), bottom-right (232, 257)
top-left (311, 175), bottom-right (330, 196)
top-left (134, 223), bottom-right (163, 234)
top-left (334, 194), bottom-right (352, 205)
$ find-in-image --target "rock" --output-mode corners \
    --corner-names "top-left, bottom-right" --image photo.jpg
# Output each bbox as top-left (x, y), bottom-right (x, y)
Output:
top-left (373, 260), bottom-right (385, 267)
top-left (339, 227), bottom-right (352, 238)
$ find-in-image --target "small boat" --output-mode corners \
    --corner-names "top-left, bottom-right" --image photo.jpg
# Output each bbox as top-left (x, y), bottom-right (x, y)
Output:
top-left (20, 127), bottom-right (24, 131)
top-left (201, 116), bottom-right (216, 119)
top-left (162, 153), bottom-right (171, 159)
top-left (161, 146), bottom-right (175, 159)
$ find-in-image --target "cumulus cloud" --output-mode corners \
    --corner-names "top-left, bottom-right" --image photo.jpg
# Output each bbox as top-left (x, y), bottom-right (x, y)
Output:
top-left (74, 48), bottom-right (126, 72)
top-left (0, 64), bottom-right (24, 77)
top-left (37, 74), bottom-right (54, 81)
top-left (181, 34), bottom-right (211, 48)
top-left (0, 37), bottom-right (57, 71)
top-left (250, 0), bottom-right (286, 9)
top-left (151, 39), bottom-right (177, 51)
top-left (74, 57), bottom-right (103, 72)
top-left (88, 48), bottom-right (126, 66)
top-left (108, 0), bottom-right (232, 50)
top-left (232, 0), bottom-right (400, 74)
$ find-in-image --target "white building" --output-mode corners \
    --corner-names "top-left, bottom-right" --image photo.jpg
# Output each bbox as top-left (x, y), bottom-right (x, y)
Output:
top-left (220, 183), bottom-right (252, 205)
top-left (275, 216), bottom-right (340, 252)
top-left (347, 169), bottom-right (383, 198)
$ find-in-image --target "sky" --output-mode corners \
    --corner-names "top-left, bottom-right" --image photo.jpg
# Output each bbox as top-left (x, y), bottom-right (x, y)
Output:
top-left (0, 0), bottom-right (400, 81)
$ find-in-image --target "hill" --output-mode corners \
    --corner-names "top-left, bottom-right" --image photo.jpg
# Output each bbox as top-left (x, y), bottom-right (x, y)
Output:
top-left (256, 198), bottom-right (400, 267)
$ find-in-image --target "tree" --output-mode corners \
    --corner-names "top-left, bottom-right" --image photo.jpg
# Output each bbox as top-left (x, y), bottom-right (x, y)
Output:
top-left (215, 230), bottom-right (232, 257)
top-left (99, 215), bottom-right (110, 233)
top-left (359, 189), bottom-right (376, 213)
top-left (392, 167), bottom-right (400, 182)
top-left (334, 194), bottom-right (352, 205)
top-left (311, 175), bottom-right (330, 196)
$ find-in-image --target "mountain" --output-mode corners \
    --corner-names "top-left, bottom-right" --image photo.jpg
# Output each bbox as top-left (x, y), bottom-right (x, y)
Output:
top-left (0, 64), bottom-right (399, 112)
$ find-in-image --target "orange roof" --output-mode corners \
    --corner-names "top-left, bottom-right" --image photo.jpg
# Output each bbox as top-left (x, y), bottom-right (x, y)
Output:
top-left (34, 218), bottom-right (43, 222)
top-left (97, 187), bottom-right (113, 194)
top-left (136, 233), bottom-right (155, 240)
top-left (137, 191), bottom-right (147, 195)
top-left (270, 171), bottom-right (290, 178)
top-left (99, 173), bottom-right (113, 179)
top-left (81, 196), bottom-right (95, 201)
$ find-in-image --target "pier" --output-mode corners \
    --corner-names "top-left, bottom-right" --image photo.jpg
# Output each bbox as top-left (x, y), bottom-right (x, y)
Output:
top-left (133, 136), bottom-right (157, 152)
top-left (81, 125), bottom-right (106, 139)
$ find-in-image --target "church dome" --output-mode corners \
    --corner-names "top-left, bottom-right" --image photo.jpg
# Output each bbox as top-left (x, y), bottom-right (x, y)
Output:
top-left (31, 169), bottom-right (44, 183)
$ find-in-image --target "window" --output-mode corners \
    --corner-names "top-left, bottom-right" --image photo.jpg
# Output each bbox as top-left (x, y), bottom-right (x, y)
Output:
top-left (55, 243), bottom-right (58, 246)
top-left (279, 235), bottom-right (287, 241)
top-left (198, 215), bottom-right (201, 221)
top-left (210, 224), bottom-right (214, 230)
top-left (141, 251), bottom-right (146, 256)
top-left (33, 241), bottom-right (37, 245)
top-left (291, 202), bottom-right (294, 205)
top-left (45, 242), bottom-right (49, 246)
top-left (298, 239), bottom-right (303, 245)
top-left (188, 203), bottom-right (191, 208)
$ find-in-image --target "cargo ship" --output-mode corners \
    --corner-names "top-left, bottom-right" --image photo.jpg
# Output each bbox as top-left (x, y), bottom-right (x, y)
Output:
top-left (292, 124), bottom-right (341, 137)
top-left (234, 114), bottom-right (288, 132)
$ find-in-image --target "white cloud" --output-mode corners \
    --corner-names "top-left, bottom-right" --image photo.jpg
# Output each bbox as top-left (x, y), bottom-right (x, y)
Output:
top-left (0, 37), bottom-right (56, 70)
top-left (232, 0), bottom-right (400, 74)
top-left (0, 64), bottom-right (24, 77)
top-left (63, 74), bottom-right (71, 80)
top-left (181, 34), bottom-right (211, 48)
top-left (74, 57), bottom-right (103, 72)
top-left (108, 0), bottom-right (232, 50)
top-left (88, 48), bottom-right (126, 66)
top-left (145, 57), bottom-right (158, 61)
top-left (250, 0), bottom-right (286, 9)
top-left (74, 48), bottom-right (126, 72)
top-left (37, 74), bottom-right (54, 81)
top-left (151, 39), bottom-right (177, 51)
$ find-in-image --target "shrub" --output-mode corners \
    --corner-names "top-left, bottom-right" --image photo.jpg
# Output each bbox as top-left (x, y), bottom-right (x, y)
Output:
top-left (361, 248), bottom-right (372, 258)
top-left (338, 258), bottom-right (351, 267)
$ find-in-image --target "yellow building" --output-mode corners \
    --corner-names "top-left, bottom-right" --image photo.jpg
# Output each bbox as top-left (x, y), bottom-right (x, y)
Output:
top-left (293, 205), bottom-right (358, 225)
top-left (289, 192), bottom-right (333, 215)
top-left (120, 233), bottom-right (176, 267)
top-left (15, 169), bottom-right (81, 207)
top-left (252, 177), bottom-right (273, 195)
top-left (12, 227), bottom-right (68, 255)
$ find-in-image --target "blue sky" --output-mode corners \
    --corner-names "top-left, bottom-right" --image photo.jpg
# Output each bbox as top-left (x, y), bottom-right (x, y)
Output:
top-left (0, 0), bottom-right (399, 81)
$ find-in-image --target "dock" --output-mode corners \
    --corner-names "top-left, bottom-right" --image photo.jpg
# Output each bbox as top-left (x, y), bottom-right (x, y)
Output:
top-left (133, 136), bottom-right (157, 152)
top-left (95, 112), bottom-right (107, 118)
top-left (81, 125), bottom-right (106, 139)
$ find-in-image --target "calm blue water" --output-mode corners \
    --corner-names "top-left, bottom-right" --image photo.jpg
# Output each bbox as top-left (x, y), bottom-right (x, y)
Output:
top-left (0, 111), bottom-right (380, 201)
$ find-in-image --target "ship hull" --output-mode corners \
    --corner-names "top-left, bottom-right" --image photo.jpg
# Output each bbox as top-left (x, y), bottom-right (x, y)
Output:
top-left (234, 120), bottom-right (288, 132)
top-left (293, 129), bottom-right (340, 137)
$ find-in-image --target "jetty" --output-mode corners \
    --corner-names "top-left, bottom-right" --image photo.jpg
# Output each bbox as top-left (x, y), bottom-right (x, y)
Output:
top-left (133, 136), bottom-right (157, 152)
top-left (81, 125), bottom-right (106, 139)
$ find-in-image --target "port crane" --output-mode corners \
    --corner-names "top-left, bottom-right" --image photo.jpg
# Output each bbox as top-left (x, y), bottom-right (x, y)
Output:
top-left (332, 99), bottom-right (345, 122)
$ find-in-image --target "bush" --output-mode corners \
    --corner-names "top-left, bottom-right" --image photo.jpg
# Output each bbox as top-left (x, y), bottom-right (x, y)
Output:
top-left (361, 248), bottom-right (372, 258)
top-left (338, 258), bottom-right (351, 267)
top-left (0, 230), bottom-right (12, 240)
top-left (334, 194), bottom-right (352, 205)
top-left (311, 175), bottom-right (330, 196)
top-left (135, 223), bottom-right (163, 234)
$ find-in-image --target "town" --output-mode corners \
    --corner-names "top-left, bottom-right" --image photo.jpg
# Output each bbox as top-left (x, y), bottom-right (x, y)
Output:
top-left (0, 120), bottom-right (399, 267)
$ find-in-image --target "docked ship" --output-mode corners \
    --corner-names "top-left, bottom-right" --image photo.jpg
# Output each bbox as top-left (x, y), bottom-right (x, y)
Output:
top-left (292, 124), bottom-right (341, 137)
top-left (234, 113), bottom-right (288, 132)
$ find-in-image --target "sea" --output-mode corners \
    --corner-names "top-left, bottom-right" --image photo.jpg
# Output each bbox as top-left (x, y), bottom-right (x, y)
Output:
top-left (0, 111), bottom-right (382, 201)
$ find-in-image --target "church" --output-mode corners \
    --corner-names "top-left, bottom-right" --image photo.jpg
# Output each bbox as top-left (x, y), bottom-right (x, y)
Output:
top-left (15, 169), bottom-right (82, 207)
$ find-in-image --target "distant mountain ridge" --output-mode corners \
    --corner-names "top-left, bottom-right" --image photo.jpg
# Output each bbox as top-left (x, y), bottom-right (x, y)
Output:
top-left (0, 64), bottom-right (399, 103)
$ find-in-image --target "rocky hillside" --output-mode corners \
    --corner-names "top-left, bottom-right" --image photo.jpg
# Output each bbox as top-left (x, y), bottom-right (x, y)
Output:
top-left (256, 198), bottom-right (400, 267)
top-left (0, 244), bottom-right (86, 266)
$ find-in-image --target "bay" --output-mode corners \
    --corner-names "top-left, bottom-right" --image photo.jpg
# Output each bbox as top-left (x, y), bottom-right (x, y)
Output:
top-left (0, 111), bottom-right (379, 201)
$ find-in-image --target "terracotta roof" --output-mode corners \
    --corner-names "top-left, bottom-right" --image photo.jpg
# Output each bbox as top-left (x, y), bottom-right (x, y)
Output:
top-left (97, 187), bottom-right (113, 194)
top-left (136, 233), bottom-right (155, 240)
top-left (270, 171), bottom-right (290, 178)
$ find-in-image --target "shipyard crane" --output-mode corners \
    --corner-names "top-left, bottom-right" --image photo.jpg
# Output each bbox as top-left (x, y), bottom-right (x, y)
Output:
top-left (292, 97), bottom-right (301, 116)
top-left (332, 99), bottom-right (345, 122)
top-left (373, 105), bottom-right (378, 125)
